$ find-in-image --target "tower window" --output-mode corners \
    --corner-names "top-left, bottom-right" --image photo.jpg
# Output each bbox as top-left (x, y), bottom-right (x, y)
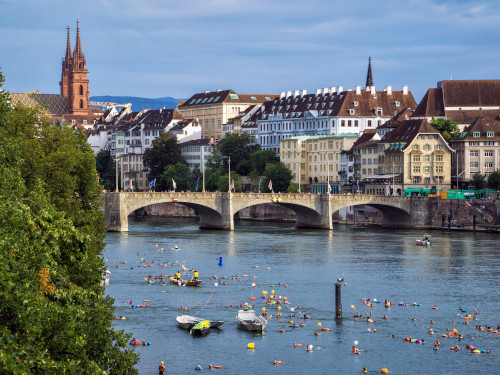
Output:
top-left (80, 99), bottom-right (84, 109)
top-left (79, 85), bottom-right (83, 95)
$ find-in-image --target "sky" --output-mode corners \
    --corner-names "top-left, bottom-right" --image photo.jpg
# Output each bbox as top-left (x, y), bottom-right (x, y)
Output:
top-left (1, 0), bottom-right (499, 102)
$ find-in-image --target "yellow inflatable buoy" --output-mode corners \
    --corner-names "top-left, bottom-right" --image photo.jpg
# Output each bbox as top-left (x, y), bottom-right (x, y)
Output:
top-left (262, 307), bottom-right (266, 312)
top-left (351, 305), bottom-right (355, 309)
top-left (318, 322), bottom-right (322, 327)
top-left (247, 342), bottom-right (255, 349)
top-left (472, 349), bottom-right (480, 354)
top-left (277, 306), bottom-right (282, 311)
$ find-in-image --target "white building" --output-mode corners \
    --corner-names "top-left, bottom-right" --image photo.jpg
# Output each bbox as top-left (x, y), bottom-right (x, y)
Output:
top-left (179, 139), bottom-right (217, 172)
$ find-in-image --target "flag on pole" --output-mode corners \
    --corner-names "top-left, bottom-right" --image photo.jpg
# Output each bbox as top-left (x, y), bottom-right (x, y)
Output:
top-left (297, 184), bottom-right (301, 193)
top-left (129, 179), bottom-right (133, 190)
top-left (172, 179), bottom-right (177, 191)
top-left (195, 178), bottom-right (199, 191)
top-left (356, 180), bottom-right (360, 193)
top-left (328, 183), bottom-right (332, 194)
top-left (268, 179), bottom-right (273, 193)
top-left (389, 182), bottom-right (393, 195)
top-left (258, 179), bottom-right (261, 193)
top-left (149, 178), bottom-right (156, 189)
top-left (230, 180), bottom-right (234, 191)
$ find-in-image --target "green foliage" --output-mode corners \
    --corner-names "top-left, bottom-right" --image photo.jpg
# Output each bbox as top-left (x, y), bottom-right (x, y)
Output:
top-left (205, 148), bottom-right (226, 191)
top-left (161, 162), bottom-right (191, 191)
top-left (251, 150), bottom-right (278, 175)
top-left (263, 162), bottom-right (294, 193)
top-left (143, 132), bottom-right (184, 190)
top-left (95, 150), bottom-right (117, 191)
top-left (0, 71), bottom-right (138, 373)
top-left (219, 133), bottom-right (260, 175)
top-left (287, 182), bottom-right (306, 193)
top-left (430, 118), bottom-right (459, 144)
top-left (471, 173), bottom-right (487, 190)
top-left (190, 165), bottom-right (203, 191)
top-left (487, 170), bottom-right (500, 190)
top-left (217, 173), bottom-right (242, 192)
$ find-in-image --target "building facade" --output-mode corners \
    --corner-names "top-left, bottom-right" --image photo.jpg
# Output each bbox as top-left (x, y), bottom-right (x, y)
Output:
top-left (451, 115), bottom-right (500, 188)
top-left (279, 134), bottom-right (359, 193)
top-left (177, 90), bottom-right (274, 141)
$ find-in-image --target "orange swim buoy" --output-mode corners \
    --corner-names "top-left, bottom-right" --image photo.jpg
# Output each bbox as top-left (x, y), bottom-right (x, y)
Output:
top-left (293, 343), bottom-right (302, 347)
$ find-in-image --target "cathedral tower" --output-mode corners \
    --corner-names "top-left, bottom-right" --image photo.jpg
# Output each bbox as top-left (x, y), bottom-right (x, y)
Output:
top-left (60, 21), bottom-right (90, 115)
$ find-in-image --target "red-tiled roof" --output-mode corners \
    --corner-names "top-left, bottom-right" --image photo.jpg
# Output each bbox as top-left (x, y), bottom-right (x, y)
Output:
top-left (452, 114), bottom-right (500, 141)
top-left (179, 90), bottom-right (275, 108)
top-left (441, 80), bottom-right (500, 108)
top-left (412, 88), bottom-right (445, 118)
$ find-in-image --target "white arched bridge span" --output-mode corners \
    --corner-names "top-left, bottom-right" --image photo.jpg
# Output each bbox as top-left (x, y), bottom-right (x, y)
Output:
top-left (103, 192), bottom-right (433, 232)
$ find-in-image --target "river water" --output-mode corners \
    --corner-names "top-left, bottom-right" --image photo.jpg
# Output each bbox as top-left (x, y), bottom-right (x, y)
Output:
top-left (104, 218), bottom-right (499, 374)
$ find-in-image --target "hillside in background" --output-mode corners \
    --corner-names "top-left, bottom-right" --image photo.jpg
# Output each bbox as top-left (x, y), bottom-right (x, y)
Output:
top-left (90, 95), bottom-right (181, 111)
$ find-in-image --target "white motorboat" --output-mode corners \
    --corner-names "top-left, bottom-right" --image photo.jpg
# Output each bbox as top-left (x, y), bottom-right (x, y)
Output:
top-left (416, 234), bottom-right (432, 246)
top-left (236, 309), bottom-right (267, 332)
top-left (176, 315), bottom-right (224, 330)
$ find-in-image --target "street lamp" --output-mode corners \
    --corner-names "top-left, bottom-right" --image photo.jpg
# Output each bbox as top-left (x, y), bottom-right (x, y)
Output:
top-left (114, 157), bottom-right (119, 193)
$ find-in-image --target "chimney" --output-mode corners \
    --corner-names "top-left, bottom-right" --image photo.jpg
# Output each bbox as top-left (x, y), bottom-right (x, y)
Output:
top-left (205, 90), bottom-right (210, 94)
top-left (386, 85), bottom-right (392, 95)
top-left (294, 89), bottom-right (300, 97)
top-left (316, 88), bottom-right (321, 96)
top-left (301, 89), bottom-right (307, 97)
top-left (323, 87), bottom-right (329, 94)
top-left (286, 91), bottom-right (292, 98)
top-left (370, 86), bottom-right (376, 96)
top-left (403, 85), bottom-right (408, 95)
top-left (355, 86), bottom-right (361, 95)
top-left (217, 89), bottom-right (221, 92)
top-left (330, 87), bottom-right (336, 94)
top-left (280, 92), bottom-right (286, 99)
top-left (338, 86), bottom-right (344, 93)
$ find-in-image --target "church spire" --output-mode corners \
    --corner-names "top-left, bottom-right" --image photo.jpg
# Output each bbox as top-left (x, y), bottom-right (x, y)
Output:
top-left (365, 56), bottom-right (374, 88)
top-left (74, 20), bottom-right (83, 58)
top-left (65, 26), bottom-right (72, 60)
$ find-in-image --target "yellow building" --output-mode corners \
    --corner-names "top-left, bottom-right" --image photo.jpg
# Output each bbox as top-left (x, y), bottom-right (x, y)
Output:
top-left (357, 119), bottom-right (453, 195)
top-left (280, 134), bottom-right (359, 192)
top-left (177, 90), bottom-right (274, 140)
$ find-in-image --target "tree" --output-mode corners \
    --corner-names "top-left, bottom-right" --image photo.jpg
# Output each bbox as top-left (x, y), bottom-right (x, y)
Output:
top-left (95, 150), bottom-right (117, 191)
top-left (263, 162), bottom-right (294, 193)
top-left (143, 132), bottom-right (184, 190)
top-left (190, 165), bottom-right (203, 191)
top-left (471, 173), bottom-right (487, 190)
top-left (160, 162), bottom-right (191, 191)
top-left (251, 149), bottom-right (278, 175)
top-left (0, 71), bottom-right (138, 373)
top-left (204, 147), bottom-right (225, 191)
top-left (287, 182), bottom-right (306, 193)
top-left (430, 118), bottom-right (459, 144)
top-left (487, 170), bottom-right (500, 190)
top-left (217, 172), bottom-right (242, 192)
top-left (219, 133), bottom-right (260, 175)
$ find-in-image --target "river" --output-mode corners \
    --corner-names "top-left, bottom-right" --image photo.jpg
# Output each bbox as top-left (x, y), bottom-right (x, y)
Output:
top-left (104, 218), bottom-right (499, 374)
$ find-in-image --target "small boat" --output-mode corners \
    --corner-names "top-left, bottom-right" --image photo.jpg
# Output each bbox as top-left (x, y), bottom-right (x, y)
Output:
top-left (237, 309), bottom-right (267, 332)
top-left (171, 278), bottom-right (202, 286)
top-left (190, 320), bottom-right (211, 336)
top-left (352, 223), bottom-right (366, 229)
top-left (416, 234), bottom-right (431, 246)
top-left (172, 245), bottom-right (180, 250)
top-left (176, 315), bottom-right (224, 330)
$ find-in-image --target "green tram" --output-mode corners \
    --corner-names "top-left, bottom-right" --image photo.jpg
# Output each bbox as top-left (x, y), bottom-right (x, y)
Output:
top-left (403, 188), bottom-right (496, 199)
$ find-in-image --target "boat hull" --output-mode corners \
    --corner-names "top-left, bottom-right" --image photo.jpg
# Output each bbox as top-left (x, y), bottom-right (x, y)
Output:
top-left (236, 310), bottom-right (267, 332)
top-left (171, 279), bottom-right (202, 286)
top-left (176, 315), bottom-right (224, 330)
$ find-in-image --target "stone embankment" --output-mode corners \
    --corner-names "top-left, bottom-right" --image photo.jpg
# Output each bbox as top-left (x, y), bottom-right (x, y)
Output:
top-left (136, 198), bottom-right (500, 232)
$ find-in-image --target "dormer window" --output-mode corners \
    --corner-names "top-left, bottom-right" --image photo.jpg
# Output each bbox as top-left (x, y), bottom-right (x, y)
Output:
top-left (487, 131), bottom-right (494, 137)
top-left (293, 105), bottom-right (297, 110)
top-left (348, 109), bottom-right (355, 115)
top-left (375, 108), bottom-right (383, 116)
top-left (353, 101), bottom-right (358, 107)
top-left (395, 101), bottom-right (400, 107)
top-left (473, 132), bottom-right (480, 138)
top-left (314, 103), bottom-right (319, 108)
top-left (322, 103), bottom-right (326, 108)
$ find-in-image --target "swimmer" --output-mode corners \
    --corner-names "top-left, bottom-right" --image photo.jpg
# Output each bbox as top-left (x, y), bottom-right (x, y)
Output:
top-left (428, 329), bottom-right (434, 335)
top-left (429, 320), bottom-right (434, 324)
top-left (453, 345), bottom-right (460, 351)
top-left (362, 368), bottom-right (367, 373)
top-left (367, 317), bottom-right (373, 323)
top-left (382, 315), bottom-right (388, 320)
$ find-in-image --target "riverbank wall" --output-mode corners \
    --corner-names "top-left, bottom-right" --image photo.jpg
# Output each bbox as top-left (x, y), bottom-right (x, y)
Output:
top-left (135, 198), bottom-right (500, 232)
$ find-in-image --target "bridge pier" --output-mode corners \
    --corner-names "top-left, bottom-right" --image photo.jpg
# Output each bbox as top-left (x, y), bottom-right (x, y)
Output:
top-left (104, 193), bottom-right (129, 232)
top-left (199, 193), bottom-right (234, 230)
top-left (293, 194), bottom-right (333, 229)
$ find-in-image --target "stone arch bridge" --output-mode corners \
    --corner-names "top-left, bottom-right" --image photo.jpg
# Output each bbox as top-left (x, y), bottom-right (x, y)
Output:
top-left (104, 192), bottom-right (432, 232)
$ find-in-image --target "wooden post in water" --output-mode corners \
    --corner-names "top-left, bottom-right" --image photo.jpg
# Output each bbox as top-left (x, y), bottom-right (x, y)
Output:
top-left (473, 215), bottom-right (476, 232)
top-left (335, 276), bottom-right (344, 319)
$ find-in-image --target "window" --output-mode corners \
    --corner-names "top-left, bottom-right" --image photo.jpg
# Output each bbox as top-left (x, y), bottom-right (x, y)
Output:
top-left (413, 176), bottom-right (421, 184)
top-left (435, 155), bottom-right (443, 162)
top-left (425, 155), bottom-right (430, 162)
top-left (424, 144), bottom-right (431, 150)
top-left (470, 162), bottom-right (479, 168)
top-left (485, 141), bottom-right (495, 146)
top-left (395, 101), bottom-right (400, 107)
top-left (413, 154), bottom-right (420, 162)
top-left (79, 99), bottom-right (84, 109)
top-left (484, 150), bottom-right (493, 157)
top-left (425, 166), bottom-right (430, 173)
top-left (473, 132), bottom-right (480, 138)
top-left (487, 131), bottom-right (494, 137)
top-left (435, 144), bottom-right (442, 150)
top-left (341, 120), bottom-right (345, 127)
top-left (348, 109), bottom-right (355, 115)
top-left (413, 166), bottom-right (420, 173)
top-left (348, 120), bottom-right (352, 126)
top-left (436, 165), bottom-right (443, 173)
top-left (485, 162), bottom-right (493, 168)
top-left (367, 120), bottom-right (372, 127)
top-left (470, 151), bottom-right (479, 157)
top-left (413, 144), bottom-right (419, 150)
top-left (354, 101), bottom-right (358, 106)
top-left (79, 85), bottom-right (83, 95)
